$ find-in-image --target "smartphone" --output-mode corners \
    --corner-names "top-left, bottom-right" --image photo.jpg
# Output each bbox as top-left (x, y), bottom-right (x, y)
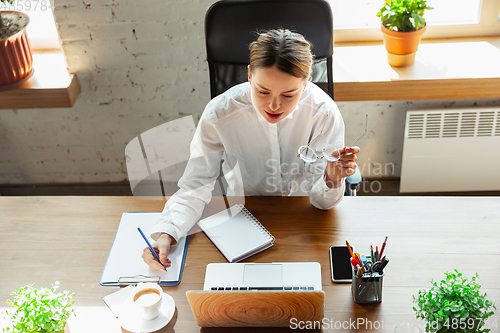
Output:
top-left (330, 245), bottom-right (353, 283)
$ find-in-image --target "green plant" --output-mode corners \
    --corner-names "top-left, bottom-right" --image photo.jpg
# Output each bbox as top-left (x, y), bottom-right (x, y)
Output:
top-left (3, 281), bottom-right (75, 333)
top-left (413, 270), bottom-right (496, 333)
top-left (0, 0), bottom-right (14, 30)
top-left (377, 0), bottom-right (433, 32)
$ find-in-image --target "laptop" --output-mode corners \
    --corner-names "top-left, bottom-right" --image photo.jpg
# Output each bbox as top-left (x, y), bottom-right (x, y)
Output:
top-left (186, 262), bottom-right (325, 327)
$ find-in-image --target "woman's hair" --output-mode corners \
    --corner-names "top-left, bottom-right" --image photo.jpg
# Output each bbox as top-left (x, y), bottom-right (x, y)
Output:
top-left (249, 29), bottom-right (313, 80)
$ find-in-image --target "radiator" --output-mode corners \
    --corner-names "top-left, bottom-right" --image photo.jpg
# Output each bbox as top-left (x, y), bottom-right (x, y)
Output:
top-left (400, 107), bottom-right (500, 193)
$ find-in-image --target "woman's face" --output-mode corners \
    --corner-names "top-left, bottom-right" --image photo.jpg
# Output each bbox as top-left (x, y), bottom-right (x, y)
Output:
top-left (248, 66), bottom-right (307, 124)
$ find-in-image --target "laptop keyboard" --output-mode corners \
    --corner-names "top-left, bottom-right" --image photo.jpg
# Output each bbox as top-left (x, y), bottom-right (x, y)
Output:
top-left (210, 286), bottom-right (315, 291)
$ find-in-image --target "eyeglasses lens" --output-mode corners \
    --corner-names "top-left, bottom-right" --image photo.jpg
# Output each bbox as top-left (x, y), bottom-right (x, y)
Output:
top-left (298, 146), bottom-right (317, 163)
top-left (323, 145), bottom-right (341, 162)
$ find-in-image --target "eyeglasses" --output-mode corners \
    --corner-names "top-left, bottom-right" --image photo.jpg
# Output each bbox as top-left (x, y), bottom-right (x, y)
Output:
top-left (297, 113), bottom-right (368, 163)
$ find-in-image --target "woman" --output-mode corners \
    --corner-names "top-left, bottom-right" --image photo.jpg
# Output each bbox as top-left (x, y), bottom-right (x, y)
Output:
top-left (143, 29), bottom-right (360, 270)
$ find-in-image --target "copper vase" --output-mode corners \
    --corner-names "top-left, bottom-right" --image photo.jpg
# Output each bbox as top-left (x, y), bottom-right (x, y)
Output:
top-left (0, 11), bottom-right (34, 90)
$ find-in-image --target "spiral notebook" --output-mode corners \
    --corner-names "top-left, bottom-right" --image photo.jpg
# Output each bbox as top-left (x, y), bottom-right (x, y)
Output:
top-left (198, 204), bottom-right (274, 263)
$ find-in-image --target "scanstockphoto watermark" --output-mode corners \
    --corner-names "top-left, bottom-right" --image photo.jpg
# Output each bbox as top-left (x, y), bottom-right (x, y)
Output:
top-left (357, 159), bottom-right (395, 194)
top-left (264, 158), bottom-right (395, 194)
top-left (290, 317), bottom-right (387, 330)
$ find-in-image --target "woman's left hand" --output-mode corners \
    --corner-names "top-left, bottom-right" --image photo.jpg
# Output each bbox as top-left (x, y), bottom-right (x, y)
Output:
top-left (325, 146), bottom-right (360, 188)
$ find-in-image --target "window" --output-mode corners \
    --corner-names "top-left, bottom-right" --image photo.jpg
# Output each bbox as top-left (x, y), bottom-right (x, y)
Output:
top-left (0, 0), bottom-right (61, 50)
top-left (330, 0), bottom-right (500, 42)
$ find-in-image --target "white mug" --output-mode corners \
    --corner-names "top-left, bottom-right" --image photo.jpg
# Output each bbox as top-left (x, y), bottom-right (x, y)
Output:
top-left (130, 283), bottom-right (163, 320)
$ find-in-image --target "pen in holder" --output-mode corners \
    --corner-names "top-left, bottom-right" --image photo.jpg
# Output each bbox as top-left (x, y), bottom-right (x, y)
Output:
top-left (351, 270), bottom-right (384, 304)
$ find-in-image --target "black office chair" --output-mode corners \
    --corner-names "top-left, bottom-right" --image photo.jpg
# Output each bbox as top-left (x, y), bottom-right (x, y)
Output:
top-left (205, 0), bottom-right (361, 196)
top-left (205, 0), bottom-right (333, 99)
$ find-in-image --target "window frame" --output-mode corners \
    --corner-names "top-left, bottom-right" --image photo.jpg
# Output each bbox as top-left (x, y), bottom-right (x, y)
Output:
top-left (331, 0), bottom-right (500, 42)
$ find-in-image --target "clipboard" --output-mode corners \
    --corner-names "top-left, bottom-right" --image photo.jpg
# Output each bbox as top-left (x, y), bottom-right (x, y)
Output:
top-left (100, 212), bottom-right (190, 286)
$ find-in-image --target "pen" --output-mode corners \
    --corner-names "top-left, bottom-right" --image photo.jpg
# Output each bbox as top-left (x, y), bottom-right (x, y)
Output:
top-left (378, 236), bottom-right (388, 261)
top-left (355, 253), bottom-right (362, 267)
top-left (370, 245), bottom-right (375, 264)
top-left (374, 246), bottom-right (379, 263)
top-left (137, 227), bottom-right (167, 272)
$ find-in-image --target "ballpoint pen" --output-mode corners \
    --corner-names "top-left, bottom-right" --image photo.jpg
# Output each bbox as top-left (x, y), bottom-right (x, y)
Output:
top-left (355, 253), bottom-right (362, 267)
top-left (378, 236), bottom-right (388, 261)
top-left (374, 246), bottom-right (379, 263)
top-left (137, 227), bottom-right (167, 272)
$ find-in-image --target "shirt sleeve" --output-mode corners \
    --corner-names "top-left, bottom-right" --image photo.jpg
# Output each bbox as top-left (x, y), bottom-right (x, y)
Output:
top-left (306, 104), bottom-right (346, 210)
top-left (150, 111), bottom-right (224, 243)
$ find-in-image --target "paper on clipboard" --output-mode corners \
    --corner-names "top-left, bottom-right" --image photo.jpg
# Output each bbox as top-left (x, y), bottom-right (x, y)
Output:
top-left (100, 212), bottom-right (189, 286)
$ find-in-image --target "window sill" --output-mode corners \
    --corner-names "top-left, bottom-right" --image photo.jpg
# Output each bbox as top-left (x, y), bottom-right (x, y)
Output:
top-left (0, 51), bottom-right (80, 109)
top-left (333, 36), bottom-right (500, 101)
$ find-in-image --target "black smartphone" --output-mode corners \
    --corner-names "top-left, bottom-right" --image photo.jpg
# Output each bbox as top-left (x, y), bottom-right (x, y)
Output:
top-left (330, 245), bottom-right (353, 283)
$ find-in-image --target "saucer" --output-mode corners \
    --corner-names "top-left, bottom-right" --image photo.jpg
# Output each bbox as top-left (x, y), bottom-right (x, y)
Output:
top-left (118, 292), bottom-right (175, 333)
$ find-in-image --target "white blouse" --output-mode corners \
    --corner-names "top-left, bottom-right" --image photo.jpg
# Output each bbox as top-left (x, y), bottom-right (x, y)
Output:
top-left (151, 82), bottom-right (345, 242)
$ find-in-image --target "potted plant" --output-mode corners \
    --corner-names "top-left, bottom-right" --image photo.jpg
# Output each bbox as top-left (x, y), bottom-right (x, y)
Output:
top-left (413, 270), bottom-right (496, 333)
top-left (0, 0), bottom-right (34, 90)
top-left (3, 281), bottom-right (75, 333)
top-left (377, 0), bottom-right (433, 66)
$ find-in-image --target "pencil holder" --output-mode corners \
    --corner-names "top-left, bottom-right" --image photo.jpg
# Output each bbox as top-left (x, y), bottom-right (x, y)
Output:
top-left (351, 271), bottom-right (384, 304)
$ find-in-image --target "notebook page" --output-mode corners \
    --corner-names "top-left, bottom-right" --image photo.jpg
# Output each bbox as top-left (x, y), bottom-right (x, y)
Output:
top-left (198, 205), bottom-right (273, 262)
top-left (101, 213), bottom-right (186, 284)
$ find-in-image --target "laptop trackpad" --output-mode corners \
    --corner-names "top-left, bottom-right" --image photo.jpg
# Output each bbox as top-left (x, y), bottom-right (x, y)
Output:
top-left (243, 264), bottom-right (283, 286)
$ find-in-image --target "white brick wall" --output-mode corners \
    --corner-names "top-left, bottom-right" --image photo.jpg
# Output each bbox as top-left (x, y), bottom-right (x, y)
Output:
top-left (0, 0), bottom-right (499, 186)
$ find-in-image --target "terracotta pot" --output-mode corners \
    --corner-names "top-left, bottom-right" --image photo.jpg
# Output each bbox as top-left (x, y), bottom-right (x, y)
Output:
top-left (381, 25), bottom-right (426, 55)
top-left (381, 25), bottom-right (426, 66)
top-left (0, 11), bottom-right (34, 89)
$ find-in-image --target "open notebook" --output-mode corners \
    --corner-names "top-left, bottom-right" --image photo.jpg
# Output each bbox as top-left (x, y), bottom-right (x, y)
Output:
top-left (197, 204), bottom-right (274, 263)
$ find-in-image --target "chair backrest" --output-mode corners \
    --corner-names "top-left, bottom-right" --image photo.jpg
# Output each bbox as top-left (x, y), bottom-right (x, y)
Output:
top-left (205, 0), bottom-right (334, 99)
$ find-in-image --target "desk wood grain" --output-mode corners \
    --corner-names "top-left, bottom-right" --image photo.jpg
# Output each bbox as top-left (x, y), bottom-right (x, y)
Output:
top-left (1, 196), bottom-right (499, 333)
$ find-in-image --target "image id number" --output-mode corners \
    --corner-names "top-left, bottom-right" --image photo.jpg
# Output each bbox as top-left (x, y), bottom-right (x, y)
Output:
top-left (441, 318), bottom-right (498, 330)
top-left (0, 0), bottom-right (55, 11)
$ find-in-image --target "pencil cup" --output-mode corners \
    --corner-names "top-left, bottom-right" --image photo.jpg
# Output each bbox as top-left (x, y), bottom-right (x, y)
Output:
top-left (130, 283), bottom-right (163, 320)
top-left (351, 271), bottom-right (384, 304)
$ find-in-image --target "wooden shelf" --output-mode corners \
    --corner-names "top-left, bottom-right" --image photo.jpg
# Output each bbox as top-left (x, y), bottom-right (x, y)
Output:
top-left (333, 36), bottom-right (500, 101)
top-left (0, 52), bottom-right (80, 109)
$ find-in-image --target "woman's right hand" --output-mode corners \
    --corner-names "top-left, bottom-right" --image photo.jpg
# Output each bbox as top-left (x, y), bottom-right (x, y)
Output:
top-left (142, 233), bottom-right (175, 271)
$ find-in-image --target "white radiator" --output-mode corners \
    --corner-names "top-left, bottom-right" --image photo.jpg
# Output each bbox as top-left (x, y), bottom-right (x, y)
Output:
top-left (400, 107), bottom-right (500, 193)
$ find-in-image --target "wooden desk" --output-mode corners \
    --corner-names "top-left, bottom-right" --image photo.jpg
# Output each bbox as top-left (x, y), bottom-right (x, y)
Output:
top-left (1, 196), bottom-right (499, 332)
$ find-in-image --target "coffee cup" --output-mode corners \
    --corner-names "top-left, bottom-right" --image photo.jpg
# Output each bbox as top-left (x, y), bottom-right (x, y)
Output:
top-left (131, 283), bottom-right (163, 320)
